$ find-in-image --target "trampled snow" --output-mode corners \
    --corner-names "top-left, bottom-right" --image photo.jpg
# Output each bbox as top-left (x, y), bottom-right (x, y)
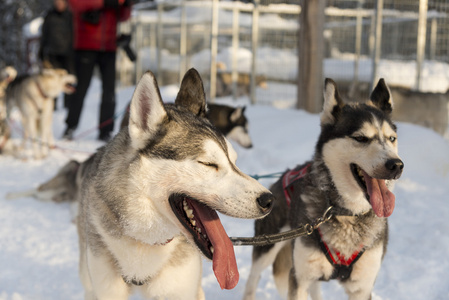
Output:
top-left (0, 73), bottom-right (448, 300)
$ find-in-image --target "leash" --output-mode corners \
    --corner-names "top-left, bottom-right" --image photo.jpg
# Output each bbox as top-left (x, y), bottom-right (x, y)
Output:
top-left (71, 104), bottom-right (128, 141)
top-left (250, 171), bottom-right (284, 180)
top-left (230, 206), bottom-right (334, 246)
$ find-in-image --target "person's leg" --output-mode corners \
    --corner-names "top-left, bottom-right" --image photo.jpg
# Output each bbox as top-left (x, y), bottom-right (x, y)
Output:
top-left (64, 50), bottom-right (96, 138)
top-left (97, 51), bottom-right (116, 141)
top-left (63, 54), bottom-right (76, 109)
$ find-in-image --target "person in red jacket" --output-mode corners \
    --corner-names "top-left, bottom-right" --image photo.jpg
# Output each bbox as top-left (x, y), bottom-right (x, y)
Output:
top-left (63, 0), bottom-right (131, 142)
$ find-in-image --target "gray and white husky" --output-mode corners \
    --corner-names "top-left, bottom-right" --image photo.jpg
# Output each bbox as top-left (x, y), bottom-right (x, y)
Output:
top-left (243, 78), bottom-right (404, 300)
top-left (77, 69), bottom-right (274, 300)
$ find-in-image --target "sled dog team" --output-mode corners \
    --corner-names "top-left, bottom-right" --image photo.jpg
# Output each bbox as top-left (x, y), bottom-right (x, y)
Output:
top-left (3, 66), bottom-right (403, 300)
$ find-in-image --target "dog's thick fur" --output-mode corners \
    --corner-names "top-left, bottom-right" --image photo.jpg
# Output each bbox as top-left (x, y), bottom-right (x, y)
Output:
top-left (77, 69), bottom-right (274, 300)
top-left (243, 78), bottom-right (404, 300)
top-left (6, 68), bottom-right (76, 158)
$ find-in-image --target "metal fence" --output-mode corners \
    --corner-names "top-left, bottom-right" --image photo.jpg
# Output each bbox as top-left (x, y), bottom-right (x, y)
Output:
top-left (114, 0), bottom-right (449, 104)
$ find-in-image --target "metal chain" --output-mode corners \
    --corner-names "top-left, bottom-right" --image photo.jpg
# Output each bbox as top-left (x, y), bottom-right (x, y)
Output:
top-left (230, 206), bottom-right (334, 246)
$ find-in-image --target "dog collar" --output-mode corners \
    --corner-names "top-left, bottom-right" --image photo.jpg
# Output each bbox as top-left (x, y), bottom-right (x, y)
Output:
top-left (34, 79), bottom-right (49, 99)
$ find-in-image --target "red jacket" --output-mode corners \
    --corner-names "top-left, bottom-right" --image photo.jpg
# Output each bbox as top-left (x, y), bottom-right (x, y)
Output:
top-left (69, 0), bottom-right (131, 51)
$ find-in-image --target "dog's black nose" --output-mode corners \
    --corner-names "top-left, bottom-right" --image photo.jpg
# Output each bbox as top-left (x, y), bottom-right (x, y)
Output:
top-left (257, 192), bottom-right (274, 213)
top-left (385, 158), bottom-right (404, 179)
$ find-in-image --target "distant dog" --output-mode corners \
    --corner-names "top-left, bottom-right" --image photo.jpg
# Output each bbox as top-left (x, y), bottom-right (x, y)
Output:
top-left (215, 62), bottom-right (267, 98)
top-left (0, 66), bottom-right (17, 153)
top-left (6, 68), bottom-right (76, 158)
top-left (243, 78), bottom-right (404, 300)
top-left (206, 104), bottom-right (253, 148)
top-left (77, 69), bottom-right (274, 299)
top-left (121, 102), bottom-right (253, 149)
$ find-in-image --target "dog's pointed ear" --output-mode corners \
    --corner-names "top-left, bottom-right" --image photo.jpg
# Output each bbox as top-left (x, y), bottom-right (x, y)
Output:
top-left (174, 68), bottom-right (207, 118)
top-left (128, 71), bottom-right (167, 150)
top-left (321, 78), bottom-right (344, 125)
top-left (230, 106), bottom-right (243, 122)
top-left (370, 78), bottom-right (393, 115)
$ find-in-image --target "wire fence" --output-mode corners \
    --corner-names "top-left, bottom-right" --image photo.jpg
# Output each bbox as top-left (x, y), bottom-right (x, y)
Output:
top-left (115, 0), bottom-right (449, 107)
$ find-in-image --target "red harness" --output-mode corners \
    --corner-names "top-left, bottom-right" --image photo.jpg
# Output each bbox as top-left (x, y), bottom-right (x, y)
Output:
top-left (281, 164), bottom-right (365, 281)
top-left (282, 164), bottom-right (310, 207)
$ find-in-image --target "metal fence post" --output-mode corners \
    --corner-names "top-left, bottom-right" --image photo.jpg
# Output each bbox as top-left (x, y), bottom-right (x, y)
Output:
top-left (231, 6), bottom-right (240, 100)
top-left (371, 0), bottom-right (383, 90)
top-left (179, 1), bottom-right (187, 82)
top-left (209, 0), bottom-right (219, 103)
top-left (353, 0), bottom-right (363, 87)
top-left (156, 2), bottom-right (163, 84)
top-left (416, 0), bottom-right (428, 91)
top-left (250, 0), bottom-right (260, 105)
top-left (430, 17), bottom-right (437, 60)
top-left (135, 13), bottom-right (143, 83)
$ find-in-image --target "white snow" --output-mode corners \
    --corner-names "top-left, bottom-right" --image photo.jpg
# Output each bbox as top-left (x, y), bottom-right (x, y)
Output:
top-left (0, 68), bottom-right (448, 300)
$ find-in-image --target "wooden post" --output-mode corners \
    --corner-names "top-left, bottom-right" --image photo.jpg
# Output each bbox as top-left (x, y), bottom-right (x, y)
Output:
top-left (297, 0), bottom-right (324, 113)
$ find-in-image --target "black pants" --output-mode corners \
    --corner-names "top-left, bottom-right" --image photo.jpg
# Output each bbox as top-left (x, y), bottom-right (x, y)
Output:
top-left (65, 50), bottom-right (116, 137)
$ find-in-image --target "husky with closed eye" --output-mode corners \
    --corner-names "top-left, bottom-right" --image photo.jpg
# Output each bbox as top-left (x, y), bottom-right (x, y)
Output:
top-left (77, 68), bottom-right (274, 300)
top-left (243, 78), bottom-right (404, 300)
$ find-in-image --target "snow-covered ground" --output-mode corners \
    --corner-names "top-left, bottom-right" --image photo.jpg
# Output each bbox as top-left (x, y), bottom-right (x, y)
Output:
top-left (0, 70), bottom-right (448, 300)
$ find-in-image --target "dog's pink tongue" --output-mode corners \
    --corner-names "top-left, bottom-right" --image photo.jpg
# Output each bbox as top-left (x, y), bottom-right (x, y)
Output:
top-left (195, 205), bottom-right (239, 290)
top-left (362, 171), bottom-right (395, 217)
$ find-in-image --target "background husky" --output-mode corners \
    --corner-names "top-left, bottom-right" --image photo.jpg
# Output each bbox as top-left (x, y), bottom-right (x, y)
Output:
top-left (243, 78), bottom-right (404, 300)
top-left (206, 103), bottom-right (253, 149)
top-left (6, 68), bottom-right (76, 159)
top-left (215, 62), bottom-right (268, 98)
top-left (77, 68), bottom-right (274, 300)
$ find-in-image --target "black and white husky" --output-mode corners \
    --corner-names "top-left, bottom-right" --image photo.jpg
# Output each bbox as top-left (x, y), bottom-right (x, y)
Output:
top-left (76, 69), bottom-right (274, 300)
top-left (243, 78), bottom-right (404, 300)
top-left (207, 104), bottom-right (253, 149)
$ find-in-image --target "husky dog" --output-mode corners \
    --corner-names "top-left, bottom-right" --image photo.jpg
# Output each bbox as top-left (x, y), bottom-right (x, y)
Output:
top-left (215, 62), bottom-right (268, 98)
top-left (243, 78), bottom-right (404, 300)
top-left (77, 69), bottom-right (274, 300)
top-left (206, 103), bottom-right (253, 148)
top-left (0, 66), bottom-right (17, 153)
top-left (6, 68), bottom-right (76, 159)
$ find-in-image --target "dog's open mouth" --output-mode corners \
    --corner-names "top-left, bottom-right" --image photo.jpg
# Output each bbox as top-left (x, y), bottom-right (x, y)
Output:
top-left (350, 164), bottom-right (395, 217)
top-left (169, 194), bottom-right (238, 290)
top-left (64, 83), bottom-right (76, 94)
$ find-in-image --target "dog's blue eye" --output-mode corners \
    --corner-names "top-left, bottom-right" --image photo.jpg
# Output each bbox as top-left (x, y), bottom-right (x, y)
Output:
top-left (352, 136), bottom-right (369, 143)
top-left (389, 136), bottom-right (396, 143)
